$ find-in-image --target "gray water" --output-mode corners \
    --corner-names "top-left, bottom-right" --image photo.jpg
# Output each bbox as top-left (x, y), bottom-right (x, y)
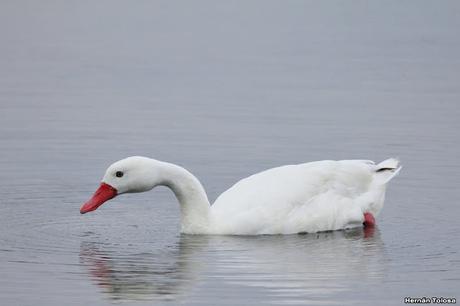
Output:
top-left (1, 1), bottom-right (459, 305)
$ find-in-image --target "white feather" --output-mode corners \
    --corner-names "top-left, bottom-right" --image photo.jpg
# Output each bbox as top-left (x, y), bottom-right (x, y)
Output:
top-left (210, 159), bottom-right (399, 234)
top-left (89, 157), bottom-right (402, 235)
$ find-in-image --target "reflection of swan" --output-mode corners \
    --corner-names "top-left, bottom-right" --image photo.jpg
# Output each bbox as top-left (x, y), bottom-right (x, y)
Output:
top-left (80, 227), bottom-right (385, 303)
top-left (80, 157), bottom-right (401, 234)
top-left (79, 235), bottom-right (208, 301)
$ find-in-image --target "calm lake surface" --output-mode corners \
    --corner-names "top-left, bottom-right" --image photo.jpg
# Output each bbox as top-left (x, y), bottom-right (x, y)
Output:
top-left (1, 1), bottom-right (459, 305)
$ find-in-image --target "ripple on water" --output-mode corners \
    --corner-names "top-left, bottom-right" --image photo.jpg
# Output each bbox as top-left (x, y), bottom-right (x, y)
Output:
top-left (72, 228), bottom-right (387, 304)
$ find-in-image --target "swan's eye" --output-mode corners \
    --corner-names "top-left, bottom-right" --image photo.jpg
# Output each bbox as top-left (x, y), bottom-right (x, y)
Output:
top-left (115, 171), bottom-right (124, 178)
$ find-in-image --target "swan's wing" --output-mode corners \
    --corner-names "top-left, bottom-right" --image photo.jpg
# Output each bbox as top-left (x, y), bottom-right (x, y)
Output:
top-left (210, 160), bottom-right (378, 234)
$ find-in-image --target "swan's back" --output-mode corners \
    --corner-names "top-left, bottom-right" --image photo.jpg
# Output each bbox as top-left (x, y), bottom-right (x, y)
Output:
top-left (210, 159), bottom-right (400, 235)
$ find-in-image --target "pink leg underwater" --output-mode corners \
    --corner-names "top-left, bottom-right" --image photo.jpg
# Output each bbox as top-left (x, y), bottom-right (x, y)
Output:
top-left (363, 212), bottom-right (376, 227)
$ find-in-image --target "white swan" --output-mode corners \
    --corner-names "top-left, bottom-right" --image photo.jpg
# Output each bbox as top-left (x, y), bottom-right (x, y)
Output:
top-left (80, 157), bottom-right (401, 235)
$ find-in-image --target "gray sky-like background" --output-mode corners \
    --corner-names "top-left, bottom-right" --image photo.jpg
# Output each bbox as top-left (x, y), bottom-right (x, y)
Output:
top-left (0, 1), bottom-right (459, 305)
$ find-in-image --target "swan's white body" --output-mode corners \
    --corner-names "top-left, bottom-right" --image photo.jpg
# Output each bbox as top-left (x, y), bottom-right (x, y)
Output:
top-left (81, 157), bottom-right (401, 235)
top-left (210, 160), bottom-right (396, 235)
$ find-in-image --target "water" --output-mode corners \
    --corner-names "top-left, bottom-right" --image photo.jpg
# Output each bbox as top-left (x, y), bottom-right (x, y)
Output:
top-left (1, 1), bottom-right (459, 305)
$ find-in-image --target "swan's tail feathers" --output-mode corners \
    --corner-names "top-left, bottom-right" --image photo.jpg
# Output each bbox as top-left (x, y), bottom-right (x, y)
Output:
top-left (375, 158), bottom-right (402, 185)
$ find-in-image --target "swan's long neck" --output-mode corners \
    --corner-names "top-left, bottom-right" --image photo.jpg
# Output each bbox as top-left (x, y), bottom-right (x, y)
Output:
top-left (158, 162), bottom-right (211, 234)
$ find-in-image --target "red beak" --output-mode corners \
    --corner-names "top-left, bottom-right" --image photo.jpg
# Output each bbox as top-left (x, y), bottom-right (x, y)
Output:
top-left (80, 183), bottom-right (117, 214)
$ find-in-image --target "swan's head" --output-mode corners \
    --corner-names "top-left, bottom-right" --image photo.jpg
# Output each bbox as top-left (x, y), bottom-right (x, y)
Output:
top-left (80, 156), bottom-right (160, 214)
